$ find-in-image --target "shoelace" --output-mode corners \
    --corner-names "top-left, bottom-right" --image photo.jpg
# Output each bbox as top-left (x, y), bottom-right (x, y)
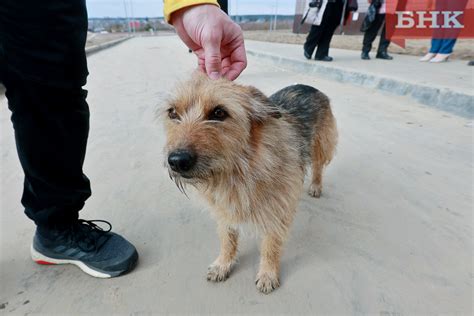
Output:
top-left (72, 219), bottom-right (112, 252)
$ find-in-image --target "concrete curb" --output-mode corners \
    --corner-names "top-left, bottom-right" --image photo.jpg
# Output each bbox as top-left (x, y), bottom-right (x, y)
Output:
top-left (247, 49), bottom-right (474, 119)
top-left (85, 36), bottom-right (132, 56)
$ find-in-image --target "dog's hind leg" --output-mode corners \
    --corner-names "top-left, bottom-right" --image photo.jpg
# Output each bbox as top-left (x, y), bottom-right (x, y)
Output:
top-left (309, 147), bottom-right (324, 198)
top-left (207, 223), bottom-right (239, 282)
top-left (308, 113), bottom-right (337, 198)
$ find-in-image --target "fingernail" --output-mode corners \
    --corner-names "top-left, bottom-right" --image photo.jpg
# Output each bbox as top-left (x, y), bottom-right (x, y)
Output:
top-left (209, 72), bottom-right (221, 80)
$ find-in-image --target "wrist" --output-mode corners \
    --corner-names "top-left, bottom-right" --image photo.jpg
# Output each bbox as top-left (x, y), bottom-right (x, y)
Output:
top-left (166, 1), bottom-right (220, 24)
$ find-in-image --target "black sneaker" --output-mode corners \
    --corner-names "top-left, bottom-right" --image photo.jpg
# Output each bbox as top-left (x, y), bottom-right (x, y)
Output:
top-left (361, 51), bottom-right (370, 60)
top-left (31, 220), bottom-right (138, 278)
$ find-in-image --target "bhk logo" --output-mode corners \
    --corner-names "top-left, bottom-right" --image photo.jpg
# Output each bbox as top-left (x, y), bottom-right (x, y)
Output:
top-left (385, 0), bottom-right (473, 47)
top-left (396, 11), bottom-right (464, 29)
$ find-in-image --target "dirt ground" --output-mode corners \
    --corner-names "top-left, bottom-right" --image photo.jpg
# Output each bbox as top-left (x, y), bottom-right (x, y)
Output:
top-left (244, 29), bottom-right (474, 60)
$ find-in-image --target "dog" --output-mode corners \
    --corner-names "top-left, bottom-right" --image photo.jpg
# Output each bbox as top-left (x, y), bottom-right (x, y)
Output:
top-left (163, 72), bottom-right (337, 294)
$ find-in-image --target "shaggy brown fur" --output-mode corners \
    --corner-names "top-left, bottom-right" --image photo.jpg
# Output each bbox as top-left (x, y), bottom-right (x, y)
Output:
top-left (163, 72), bottom-right (337, 294)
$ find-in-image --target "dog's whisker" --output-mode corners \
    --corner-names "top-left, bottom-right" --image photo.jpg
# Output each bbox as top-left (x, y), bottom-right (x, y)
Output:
top-left (174, 177), bottom-right (183, 193)
top-left (179, 179), bottom-right (185, 193)
top-left (180, 182), bottom-right (189, 199)
top-left (170, 175), bottom-right (189, 198)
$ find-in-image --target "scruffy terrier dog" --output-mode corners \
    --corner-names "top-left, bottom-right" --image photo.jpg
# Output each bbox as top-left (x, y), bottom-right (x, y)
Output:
top-left (163, 72), bottom-right (337, 294)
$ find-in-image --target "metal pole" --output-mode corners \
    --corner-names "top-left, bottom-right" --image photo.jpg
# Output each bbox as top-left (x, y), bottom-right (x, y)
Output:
top-left (235, 0), bottom-right (238, 22)
top-left (269, 2), bottom-right (273, 31)
top-left (273, 0), bottom-right (278, 31)
top-left (339, 0), bottom-right (347, 34)
top-left (123, 0), bottom-right (131, 34)
top-left (130, 0), bottom-right (136, 33)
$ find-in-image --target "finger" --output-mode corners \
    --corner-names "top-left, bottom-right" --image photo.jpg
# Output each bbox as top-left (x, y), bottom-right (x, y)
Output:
top-left (194, 50), bottom-right (206, 73)
top-left (203, 32), bottom-right (223, 80)
top-left (224, 62), bottom-right (246, 81)
top-left (224, 44), bottom-right (247, 81)
top-left (197, 60), bottom-right (206, 73)
top-left (221, 57), bottom-right (232, 77)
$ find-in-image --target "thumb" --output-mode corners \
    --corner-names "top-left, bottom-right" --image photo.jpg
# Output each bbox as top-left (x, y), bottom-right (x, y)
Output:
top-left (203, 35), bottom-right (223, 80)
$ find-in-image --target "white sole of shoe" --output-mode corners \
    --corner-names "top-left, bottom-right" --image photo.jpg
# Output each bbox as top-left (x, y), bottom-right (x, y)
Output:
top-left (420, 53), bottom-right (436, 62)
top-left (30, 245), bottom-right (112, 278)
top-left (430, 58), bottom-right (449, 63)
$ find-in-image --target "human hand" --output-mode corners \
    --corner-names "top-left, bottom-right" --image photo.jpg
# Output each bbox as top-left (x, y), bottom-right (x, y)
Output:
top-left (171, 4), bottom-right (247, 81)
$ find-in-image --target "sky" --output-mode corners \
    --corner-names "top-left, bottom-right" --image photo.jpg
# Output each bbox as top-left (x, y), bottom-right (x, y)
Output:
top-left (86, 0), bottom-right (297, 18)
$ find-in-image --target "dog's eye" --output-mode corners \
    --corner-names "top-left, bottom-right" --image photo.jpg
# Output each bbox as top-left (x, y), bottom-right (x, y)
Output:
top-left (209, 106), bottom-right (228, 121)
top-left (168, 108), bottom-right (179, 120)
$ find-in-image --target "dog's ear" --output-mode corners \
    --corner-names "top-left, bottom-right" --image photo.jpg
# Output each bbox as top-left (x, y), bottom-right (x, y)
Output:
top-left (246, 86), bottom-right (282, 122)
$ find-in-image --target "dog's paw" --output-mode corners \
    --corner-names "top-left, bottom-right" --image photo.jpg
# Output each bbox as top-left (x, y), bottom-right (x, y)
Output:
top-left (308, 183), bottom-right (322, 198)
top-left (255, 272), bottom-right (280, 294)
top-left (206, 263), bottom-right (231, 282)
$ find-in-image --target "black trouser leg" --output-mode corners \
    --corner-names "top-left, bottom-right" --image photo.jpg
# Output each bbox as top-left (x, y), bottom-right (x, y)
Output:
top-left (0, 0), bottom-right (91, 228)
top-left (377, 17), bottom-right (390, 54)
top-left (217, 0), bottom-right (228, 14)
top-left (3, 74), bottom-right (92, 228)
top-left (304, 25), bottom-right (324, 57)
top-left (315, 19), bottom-right (339, 58)
top-left (362, 13), bottom-right (385, 53)
top-left (315, 0), bottom-right (344, 59)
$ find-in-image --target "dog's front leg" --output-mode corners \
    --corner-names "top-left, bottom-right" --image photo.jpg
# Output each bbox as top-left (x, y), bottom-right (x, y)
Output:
top-left (256, 232), bottom-right (284, 294)
top-left (207, 223), bottom-right (239, 282)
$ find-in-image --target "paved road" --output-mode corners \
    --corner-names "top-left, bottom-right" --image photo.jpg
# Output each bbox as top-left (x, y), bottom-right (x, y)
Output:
top-left (1, 36), bottom-right (472, 315)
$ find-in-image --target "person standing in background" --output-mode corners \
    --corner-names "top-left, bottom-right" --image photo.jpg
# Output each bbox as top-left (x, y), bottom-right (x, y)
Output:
top-left (419, 38), bottom-right (456, 62)
top-left (361, 0), bottom-right (392, 60)
top-left (303, 0), bottom-right (345, 62)
top-left (419, 0), bottom-right (469, 63)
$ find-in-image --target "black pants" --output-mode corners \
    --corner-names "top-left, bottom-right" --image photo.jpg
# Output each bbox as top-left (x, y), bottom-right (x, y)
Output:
top-left (217, 0), bottom-right (228, 14)
top-left (0, 0), bottom-right (91, 228)
top-left (304, 0), bottom-right (344, 59)
top-left (362, 13), bottom-right (390, 54)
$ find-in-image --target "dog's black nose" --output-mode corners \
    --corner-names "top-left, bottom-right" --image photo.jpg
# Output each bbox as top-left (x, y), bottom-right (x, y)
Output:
top-left (168, 151), bottom-right (197, 173)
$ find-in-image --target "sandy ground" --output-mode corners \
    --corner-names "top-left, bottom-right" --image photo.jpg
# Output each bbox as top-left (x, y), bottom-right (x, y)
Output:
top-left (0, 36), bottom-right (472, 315)
top-left (244, 29), bottom-right (474, 60)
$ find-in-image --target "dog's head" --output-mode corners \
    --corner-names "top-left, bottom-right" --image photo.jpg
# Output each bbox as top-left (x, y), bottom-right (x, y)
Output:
top-left (163, 72), bottom-right (280, 185)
